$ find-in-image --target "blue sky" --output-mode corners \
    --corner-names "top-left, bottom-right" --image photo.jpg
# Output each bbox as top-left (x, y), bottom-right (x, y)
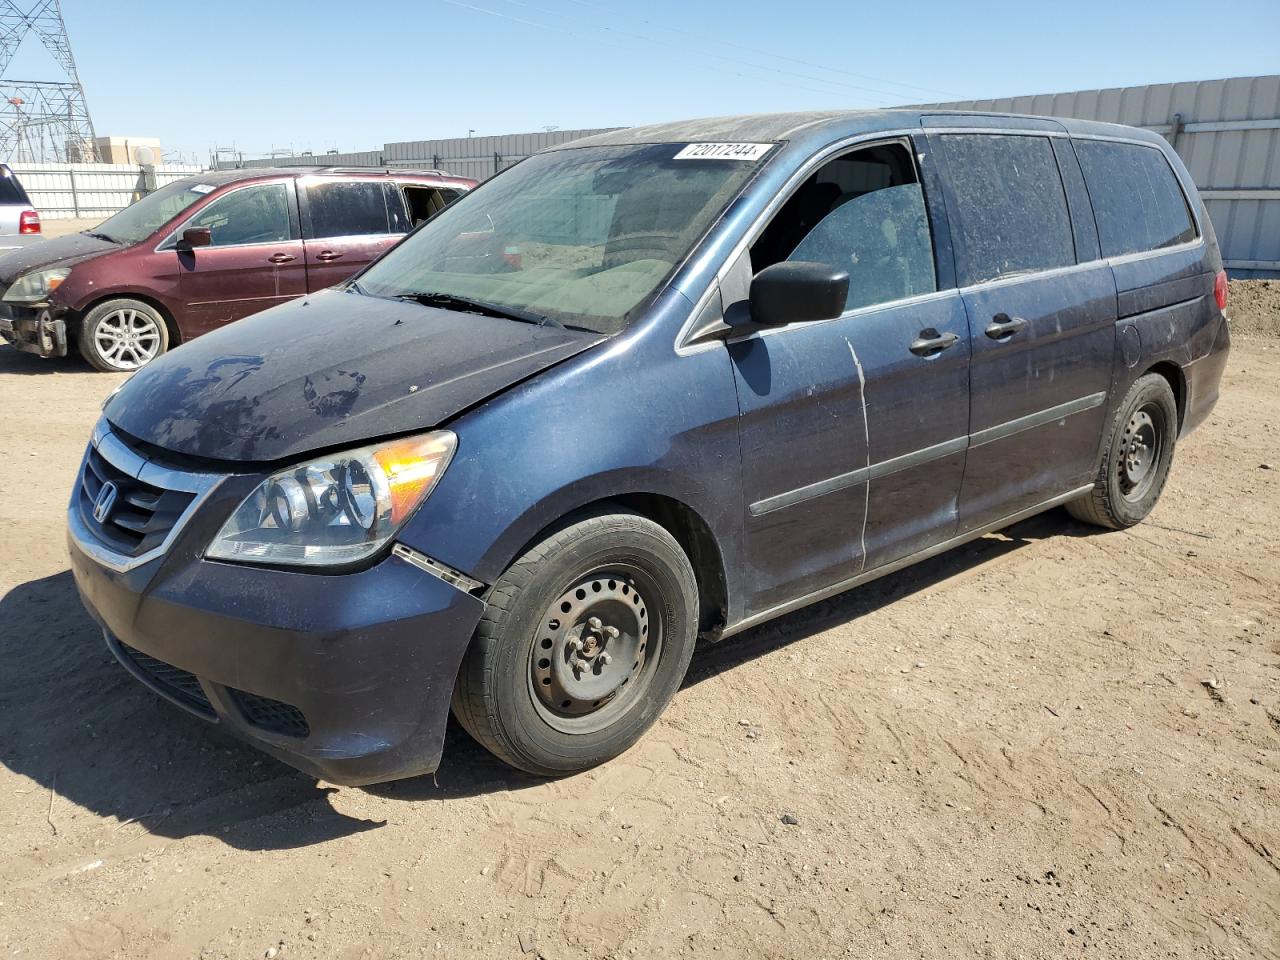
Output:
top-left (8, 0), bottom-right (1279, 163)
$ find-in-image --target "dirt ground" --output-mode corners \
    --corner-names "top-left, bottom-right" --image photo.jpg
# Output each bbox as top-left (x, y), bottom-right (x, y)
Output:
top-left (0, 292), bottom-right (1277, 960)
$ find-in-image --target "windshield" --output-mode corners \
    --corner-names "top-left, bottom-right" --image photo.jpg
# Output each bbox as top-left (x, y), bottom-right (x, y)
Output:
top-left (92, 178), bottom-right (221, 244)
top-left (356, 143), bottom-right (769, 333)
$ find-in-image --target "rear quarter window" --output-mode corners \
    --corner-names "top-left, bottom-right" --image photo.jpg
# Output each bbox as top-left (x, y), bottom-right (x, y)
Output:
top-left (0, 171), bottom-right (29, 205)
top-left (938, 133), bottom-right (1077, 285)
top-left (1073, 139), bottom-right (1197, 258)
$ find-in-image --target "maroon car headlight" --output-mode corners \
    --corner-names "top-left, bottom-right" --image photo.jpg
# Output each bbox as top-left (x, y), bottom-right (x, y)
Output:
top-left (4, 267), bottom-right (70, 303)
top-left (206, 431), bottom-right (456, 567)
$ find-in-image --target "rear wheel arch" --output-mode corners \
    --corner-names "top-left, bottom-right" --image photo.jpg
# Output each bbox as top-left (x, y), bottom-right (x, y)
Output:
top-left (1143, 360), bottom-right (1186, 432)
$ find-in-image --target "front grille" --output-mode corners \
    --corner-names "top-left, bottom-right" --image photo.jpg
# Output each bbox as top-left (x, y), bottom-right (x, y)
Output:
top-left (231, 690), bottom-right (310, 739)
top-left (78, 444), bottom-right (196, 558)
top-left (115, 638), bottom-right (215, 718)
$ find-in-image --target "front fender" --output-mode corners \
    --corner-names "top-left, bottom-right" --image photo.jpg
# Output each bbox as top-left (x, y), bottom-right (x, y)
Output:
top-left (399, 322), bottom-right (748, 619)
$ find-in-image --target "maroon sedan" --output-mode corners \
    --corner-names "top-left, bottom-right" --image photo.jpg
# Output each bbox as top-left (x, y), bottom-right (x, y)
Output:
top-left (0, 167), bottom-right (474, 371)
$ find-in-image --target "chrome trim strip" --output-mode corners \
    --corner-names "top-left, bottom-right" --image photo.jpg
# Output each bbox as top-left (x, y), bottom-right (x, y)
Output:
top-left (748, 393), bottom-right (1104, 518)
top-left (67, 422), bottom-right (223, 574)
top-left (968, 392), bottom-right (1106, 449)
top-left (749, 465), bottom-right (869, 517)
top-left (749, 434), bottom-right (970, 518)
top-left (392, 543), bottom-right (485, 594)
top-left (723, 483), bottom-right (1094, 639)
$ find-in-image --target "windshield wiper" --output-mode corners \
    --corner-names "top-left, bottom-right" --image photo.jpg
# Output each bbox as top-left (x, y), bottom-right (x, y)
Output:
top-left (395, 291), bottom-right (561, 328)
top-left (83, 231), bottom-right (120, 244)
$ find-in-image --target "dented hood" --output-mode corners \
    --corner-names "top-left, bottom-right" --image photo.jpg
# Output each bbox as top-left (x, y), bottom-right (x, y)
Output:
top-left (104, 288), bottom-right (606, 462)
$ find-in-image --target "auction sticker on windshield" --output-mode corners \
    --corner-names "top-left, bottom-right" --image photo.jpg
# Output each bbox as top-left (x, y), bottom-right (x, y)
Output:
top-left (673, 143), bottom-right (773, 161)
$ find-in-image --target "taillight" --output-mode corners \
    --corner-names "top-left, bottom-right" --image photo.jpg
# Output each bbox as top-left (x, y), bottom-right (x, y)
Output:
top-left (18, 209), bottom-right (39, 235)
top-left (1213, 269), bottom-right (1228, 312)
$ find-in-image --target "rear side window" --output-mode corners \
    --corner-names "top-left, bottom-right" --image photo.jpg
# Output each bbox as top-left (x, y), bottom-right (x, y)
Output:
top-left (304, 180), bottom-right (391, 238)
top-left (938, 134), bottom-right (1076, 285)
top-left (1074, 140), bottom-right (1197, 258)
top-left (0, 170), bottom-right (29, 204)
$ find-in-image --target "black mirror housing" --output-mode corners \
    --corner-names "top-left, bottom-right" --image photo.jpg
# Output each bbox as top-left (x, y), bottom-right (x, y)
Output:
top-left (748, 261), bottom-right (850, 328)
top-left (177, 227), bottom-right (212, 251)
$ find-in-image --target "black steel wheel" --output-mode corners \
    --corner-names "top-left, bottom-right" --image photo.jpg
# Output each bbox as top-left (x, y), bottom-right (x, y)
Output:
top-left (1067, 373), bottom-right (1178, 529)
top-left (452, 507), bottom-right (698, 777)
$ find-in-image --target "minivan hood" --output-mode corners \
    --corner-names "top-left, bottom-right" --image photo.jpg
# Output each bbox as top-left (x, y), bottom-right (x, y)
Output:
top-left (104, 289), bottom-right (607, 462)
top-left (0, 231), bottom-right (118, 285)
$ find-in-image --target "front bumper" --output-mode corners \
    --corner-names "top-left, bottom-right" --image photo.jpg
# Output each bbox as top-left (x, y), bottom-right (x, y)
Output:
top-left (67, 476), bottom-right (487, 785)
top-left (0, 303), bottom-right (67, 357)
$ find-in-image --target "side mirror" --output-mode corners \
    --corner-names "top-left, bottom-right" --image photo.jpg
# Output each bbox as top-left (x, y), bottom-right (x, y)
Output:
top-left (748, 261), bottom-right (849, 328)
top-left (176, 227), bottom-right (212, 251)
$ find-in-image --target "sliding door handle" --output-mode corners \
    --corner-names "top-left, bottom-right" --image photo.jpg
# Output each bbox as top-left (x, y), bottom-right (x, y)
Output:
top-left (985, 314), bottom-right (1028, 339)
top-left (909, 329), bottom-right (959, 357)
top-left (315, 250), bottom-right (343, 262)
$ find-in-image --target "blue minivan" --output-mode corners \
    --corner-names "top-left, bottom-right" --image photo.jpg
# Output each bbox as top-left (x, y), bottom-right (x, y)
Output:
top-left (68, 110), bottom-right (1231, 783)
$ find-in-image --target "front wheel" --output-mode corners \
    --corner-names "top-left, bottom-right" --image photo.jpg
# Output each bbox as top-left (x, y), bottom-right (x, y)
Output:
top-left (1067, 373), bottom-right (1178, 529)
top-left (77, 298), bottom-right (170, 372)
top-left (451, 509), bottom-right (699, 777)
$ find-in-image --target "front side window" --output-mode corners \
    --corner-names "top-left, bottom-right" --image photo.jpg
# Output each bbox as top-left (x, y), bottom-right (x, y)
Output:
top-left (1074, 139), bottom-right (1197, 258)
top-left (304, 180), bottom-right (392, 238)
top-left (187, 183), bottom-right (291, 247)
top-left (752, 142), bottom-right (937, 312)
top-left (939, 134), bottom-right (1076, 285)
top-left (356, 143), bottom-right (765, 333)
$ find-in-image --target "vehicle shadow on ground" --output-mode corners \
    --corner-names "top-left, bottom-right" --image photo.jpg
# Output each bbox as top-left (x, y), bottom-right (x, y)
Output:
top-left (0, 342), bottom-right (94, 374)
top-left (378, 508), bottom-right (1091, 801)
top-left (1, 510), bottom-right (1095, 839)
top-left (0, 570), bottom-right (384, 851)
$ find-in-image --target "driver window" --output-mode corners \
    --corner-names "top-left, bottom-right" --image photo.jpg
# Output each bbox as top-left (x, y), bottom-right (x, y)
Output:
top-left (751, 142), bottom-right (936, 312)
top-left (187, 183), bottom-right (291, 247)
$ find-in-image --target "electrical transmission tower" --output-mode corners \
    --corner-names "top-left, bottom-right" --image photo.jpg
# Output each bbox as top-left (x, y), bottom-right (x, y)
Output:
top-left (0, 1), bottom-right (96, 162)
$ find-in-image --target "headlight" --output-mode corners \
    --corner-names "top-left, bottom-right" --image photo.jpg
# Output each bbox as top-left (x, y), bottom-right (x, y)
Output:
top-left (206, 431), bottom-right (456, 567)
top-left (3, 267), bottom-right (70, 303)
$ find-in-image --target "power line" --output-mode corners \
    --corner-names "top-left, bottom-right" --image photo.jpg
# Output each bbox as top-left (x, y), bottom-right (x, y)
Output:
top-left (441, 0), bottom-right (896, 104)
top-left (556, 0), bottom-right (958, 99)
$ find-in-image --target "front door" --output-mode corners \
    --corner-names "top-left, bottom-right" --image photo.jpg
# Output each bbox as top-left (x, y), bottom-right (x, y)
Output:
top-left (299, 178), bottom-right (404, 290)
top-left (730, 139), bottom-right (970, 617)
top-left (927, 131), bottom-right (1117, 531)
top-left (175, 180), bottom-right (306, 336)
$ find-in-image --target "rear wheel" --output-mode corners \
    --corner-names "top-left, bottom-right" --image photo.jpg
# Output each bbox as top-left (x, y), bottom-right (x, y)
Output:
top-left (78, 298), bottom-right (170, 372)
top-left (1067, 373), bottom-right (1178, 529)
top-left (451, 509), bottom-right (698, 776)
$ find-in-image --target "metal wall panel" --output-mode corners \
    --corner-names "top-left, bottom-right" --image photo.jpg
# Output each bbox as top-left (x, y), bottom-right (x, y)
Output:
top-left (9, 161), bottom-right (204, 219)
top-left (920, 75), bottom-right (1280, 277)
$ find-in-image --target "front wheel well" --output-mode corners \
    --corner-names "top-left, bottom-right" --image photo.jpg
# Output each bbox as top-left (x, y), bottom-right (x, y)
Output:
top-left (71, 293), bottom-right (182, 347)
top-left (516, 493), bottom-right (729, 639)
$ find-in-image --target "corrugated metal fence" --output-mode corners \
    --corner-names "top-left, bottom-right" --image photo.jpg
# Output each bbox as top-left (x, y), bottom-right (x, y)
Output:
top-left (9, 162), bottom-right (205, 220)
top-left (921, 75), bottom-right (1280, 278)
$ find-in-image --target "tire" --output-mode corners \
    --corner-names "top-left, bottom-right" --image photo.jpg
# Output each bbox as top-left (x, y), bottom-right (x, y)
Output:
top-left (451, 508), bottom-right (699, 777)
top-left (77, 298), bottom-right (170, 372)
top-left (1067, 373), bottom-right (1178, 529)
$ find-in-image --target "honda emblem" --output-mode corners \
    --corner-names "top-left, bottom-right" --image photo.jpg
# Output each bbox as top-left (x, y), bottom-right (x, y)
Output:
top-left (93, 481), bottom-right (118, 524)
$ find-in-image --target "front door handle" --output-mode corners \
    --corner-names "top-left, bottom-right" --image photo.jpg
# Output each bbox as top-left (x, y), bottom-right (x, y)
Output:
top-left (985, 313), bottom-right (1028, 339)
top-left (909, 329), bottom-right (960, 357)
top-left (267, 253), bottom-right (295, 264)
top-left (315, 250), bottom-right (343, 262)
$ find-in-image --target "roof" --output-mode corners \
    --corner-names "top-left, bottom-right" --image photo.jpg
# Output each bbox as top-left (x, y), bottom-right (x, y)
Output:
top-left (182, 166), bottom-right (472, 185)
top-left (557, 108), bottom-right (1167, 150)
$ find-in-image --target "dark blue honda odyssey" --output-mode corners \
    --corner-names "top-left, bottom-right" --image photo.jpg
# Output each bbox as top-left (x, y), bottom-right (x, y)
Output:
top-left (68, 110), bottom-right (1231, 783)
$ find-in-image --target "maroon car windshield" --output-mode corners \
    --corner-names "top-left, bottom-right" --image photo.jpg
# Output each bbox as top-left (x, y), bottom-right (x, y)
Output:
top-left (90, 178), bottom-right (221, 245)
